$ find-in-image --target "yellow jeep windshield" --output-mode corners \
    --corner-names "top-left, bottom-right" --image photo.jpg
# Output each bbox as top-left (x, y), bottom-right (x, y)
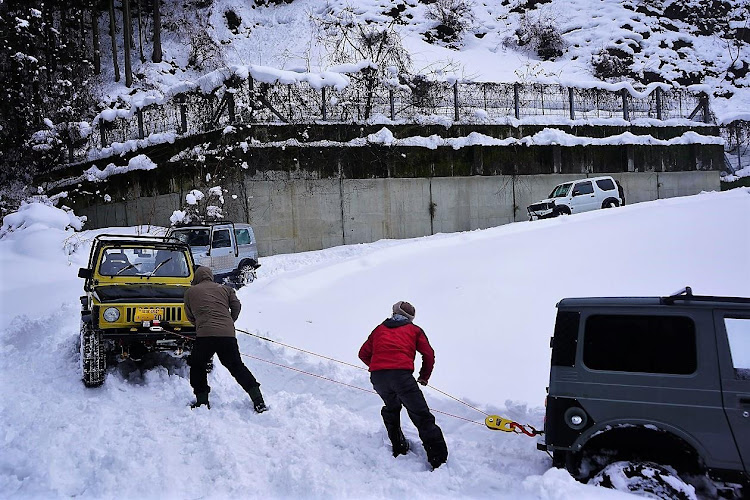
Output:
top-left (98, 247), bottom-right (190, 278)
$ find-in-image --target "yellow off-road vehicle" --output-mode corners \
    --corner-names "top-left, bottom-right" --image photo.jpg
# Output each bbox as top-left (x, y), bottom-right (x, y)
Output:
top-left (77, 234), bottom-right (197, 387)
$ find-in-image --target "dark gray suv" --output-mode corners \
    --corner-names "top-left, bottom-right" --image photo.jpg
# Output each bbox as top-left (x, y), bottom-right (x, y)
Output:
top-left (538, 288), bottom-right (749, 497)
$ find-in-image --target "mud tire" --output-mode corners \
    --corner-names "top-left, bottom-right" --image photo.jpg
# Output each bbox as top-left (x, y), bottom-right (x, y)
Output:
top-left (80, 322), bottom-right (106, 387)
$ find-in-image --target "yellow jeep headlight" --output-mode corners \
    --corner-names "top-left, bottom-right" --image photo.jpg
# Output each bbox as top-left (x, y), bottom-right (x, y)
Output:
top-left (103, 307), bottom-right (120, 322)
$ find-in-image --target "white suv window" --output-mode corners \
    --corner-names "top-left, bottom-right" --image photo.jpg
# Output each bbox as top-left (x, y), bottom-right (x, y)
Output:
top-left (596, 178), bottom-right (616, 191)
top-left (573, 181), bottom-right (594, 195)
top-left (549, 183), bottom-right (572, 198)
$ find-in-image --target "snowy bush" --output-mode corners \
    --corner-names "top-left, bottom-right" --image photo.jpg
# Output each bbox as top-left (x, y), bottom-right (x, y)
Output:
top-left (313, 6), bottom-right (411, 120)
top-left (512, 13), bottom-right (565, 61)
top-left (592, 47), bottom-right (634, 80)
top-left (425, 0), bottom-right (476, 45)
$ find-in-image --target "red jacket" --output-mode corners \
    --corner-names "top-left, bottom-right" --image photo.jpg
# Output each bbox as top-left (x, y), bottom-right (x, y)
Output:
top-left (358, 318), bottom-right (435, 382)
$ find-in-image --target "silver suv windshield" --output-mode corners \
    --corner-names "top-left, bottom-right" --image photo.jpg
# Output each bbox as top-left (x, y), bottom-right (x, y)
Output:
top-left (549, 183), bottom-right (572, 198)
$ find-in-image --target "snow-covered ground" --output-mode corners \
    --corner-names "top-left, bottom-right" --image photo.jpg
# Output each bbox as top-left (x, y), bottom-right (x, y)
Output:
top-left (1, 189), bottom-right (749, 498)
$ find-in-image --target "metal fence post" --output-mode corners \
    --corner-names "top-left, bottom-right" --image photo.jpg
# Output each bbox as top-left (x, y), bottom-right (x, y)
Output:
top-left (701, 93), bottom-right (710, 123)
top-left (179, 95), bottom-right (188, 134)
top-left (655, 87), bottom-right (662, 120)
top-left (569, 87), bottom-right (575, 120)
top-left (737, 127), bottom-right (743, 171)
top-left (227, 91), bottom-right (236, 123)
top-left (621, 88), bottom-right (630, 121)
top-left (248, 76), bottom-right (255, 123)
top-left (514, 83), bottom-right (520, 119)
top-left (321, 87), bottom-right (327, 121)
top-left (100, 121), bottom-right (107, 148)
top-left (453, 81), bottom-right (459, 121)
top-left (137, 108), bottom-right (144, 139)
top-left (389, 88), bottom-right (395, 120)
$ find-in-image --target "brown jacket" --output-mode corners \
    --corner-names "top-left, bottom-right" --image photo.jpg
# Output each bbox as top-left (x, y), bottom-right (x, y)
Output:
top-left (184, 266), bottom-right (241, 337)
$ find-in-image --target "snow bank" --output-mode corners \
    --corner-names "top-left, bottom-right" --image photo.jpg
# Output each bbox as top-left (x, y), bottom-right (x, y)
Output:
top-left (1, 201), bottom-right (85, 236)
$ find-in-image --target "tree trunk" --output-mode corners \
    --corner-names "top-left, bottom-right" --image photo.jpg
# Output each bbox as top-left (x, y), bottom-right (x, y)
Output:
top-left (152, 0), bottom-right (162, 63)
top-left (108, 0), bottom-right (120, 81)
top-left (123, 0), bottom-right (133, 87)
top-left (92, 1), bottom-right (101, 74)
top-left (137, 0), bottom-right (145, 63)
top-left (44, 7), bottom-right (54, 77)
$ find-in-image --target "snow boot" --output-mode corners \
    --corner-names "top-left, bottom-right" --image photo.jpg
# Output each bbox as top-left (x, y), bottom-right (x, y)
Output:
top-left (424, 440), bottom-right (448, 470)
top-left (247, 385), bottom-right (268, 413)
top-left (190, 392), bottom-right (210, 409)
top-left (391, 431), bottom-right (410, 457)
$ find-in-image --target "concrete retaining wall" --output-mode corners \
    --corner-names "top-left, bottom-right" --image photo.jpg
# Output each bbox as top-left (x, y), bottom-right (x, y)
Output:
top-left (72, 170), bottom-right (719, 257)
top-left (47, 123), bottom-right (722, 256)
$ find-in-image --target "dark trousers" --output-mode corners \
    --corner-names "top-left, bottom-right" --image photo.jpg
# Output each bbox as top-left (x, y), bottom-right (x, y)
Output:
top-left (370, 370), bottom-right (447, 461)
top-left (189, 336), bottom-right (261, 401)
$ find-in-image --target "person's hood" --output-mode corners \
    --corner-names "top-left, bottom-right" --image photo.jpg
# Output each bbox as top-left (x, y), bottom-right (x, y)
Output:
top-left (192, 266), bottom-right (214, 285)
top-left (382, 317), bottom-right (411, 328)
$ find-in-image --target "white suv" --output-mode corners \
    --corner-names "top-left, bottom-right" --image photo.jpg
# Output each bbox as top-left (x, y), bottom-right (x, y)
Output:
top-left (527, 176), bottom-right (624, 220)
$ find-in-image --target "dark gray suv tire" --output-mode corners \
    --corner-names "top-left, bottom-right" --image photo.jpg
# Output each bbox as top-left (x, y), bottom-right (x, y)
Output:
top-left (590, 461), bottom-right (695, 500)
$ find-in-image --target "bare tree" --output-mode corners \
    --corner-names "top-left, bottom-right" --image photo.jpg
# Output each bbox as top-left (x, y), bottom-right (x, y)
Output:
top-left (108, 0), bottom-right (120, 81)
top-left (136, 0), bottom-right (145, 63)
top-left (314, 6), bottom-right (411, 120)
top-left (152, 0), bottom-right (162, 63)
top-left (123, 0), bottom-right (133, 87)
top-left (91, 0), bottom-right (101, 74)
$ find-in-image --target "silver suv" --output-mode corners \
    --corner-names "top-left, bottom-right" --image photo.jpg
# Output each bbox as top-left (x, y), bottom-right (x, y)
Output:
top-left (167, 222), bottom-right (259, 286)
top-left (527, 176), bottom-right (624, 220)
top-left (539, 288), bottom-right (749, 497)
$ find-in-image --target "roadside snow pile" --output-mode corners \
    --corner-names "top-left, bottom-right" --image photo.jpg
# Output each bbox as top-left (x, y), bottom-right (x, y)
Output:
top-left (0, 200), bottom-right (85, 238)
top-left (0, 201), bottom-right (89, 329)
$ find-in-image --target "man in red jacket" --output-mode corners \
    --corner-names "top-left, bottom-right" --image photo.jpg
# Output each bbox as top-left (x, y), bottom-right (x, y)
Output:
top-left (358, 301), bottom-right (448, 469)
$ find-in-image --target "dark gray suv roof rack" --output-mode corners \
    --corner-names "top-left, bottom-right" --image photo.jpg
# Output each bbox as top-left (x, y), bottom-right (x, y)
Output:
top-left (662, 286), bottom-right (750, 305)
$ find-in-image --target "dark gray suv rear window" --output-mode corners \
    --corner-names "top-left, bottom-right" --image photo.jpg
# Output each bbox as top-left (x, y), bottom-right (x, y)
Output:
top-left (583, 315), bottom-right (697, 374)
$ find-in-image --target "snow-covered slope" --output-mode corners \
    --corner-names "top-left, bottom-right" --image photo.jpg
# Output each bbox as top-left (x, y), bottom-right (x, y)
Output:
top-left (95, 0), bottom-right (750, 124)
top-left (1, 188), bottom-right (748, 498)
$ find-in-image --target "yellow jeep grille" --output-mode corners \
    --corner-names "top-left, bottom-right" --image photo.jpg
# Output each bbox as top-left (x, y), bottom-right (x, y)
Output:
top-left (124, 306), bottom-right (183, 323)
top-left (97, 304), bottom-right (191, 329)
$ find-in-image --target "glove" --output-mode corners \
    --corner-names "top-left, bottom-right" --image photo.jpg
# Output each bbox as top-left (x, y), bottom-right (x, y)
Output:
top-left (417, 378), bottom-right (428, 386)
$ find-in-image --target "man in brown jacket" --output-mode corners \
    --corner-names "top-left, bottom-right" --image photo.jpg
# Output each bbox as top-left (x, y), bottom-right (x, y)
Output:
top-left (184, 266), bottom-right (267, 412)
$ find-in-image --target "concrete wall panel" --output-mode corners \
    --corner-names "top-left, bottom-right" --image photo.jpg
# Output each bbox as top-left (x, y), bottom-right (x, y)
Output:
top-left (245, 179), bottom-right (344, 256)
top-left (430, 176), bottom-right (515, 232)
top-left (611, 172), bottom-right (659, 205)
top-left (342, 179), bottom-right (432, 245)
top-left (657, 171), bottom-right (720, 199)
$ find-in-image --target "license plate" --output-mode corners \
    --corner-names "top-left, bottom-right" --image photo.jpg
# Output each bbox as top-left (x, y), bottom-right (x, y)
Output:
top-left (135, 307), bottom-right (164, 322)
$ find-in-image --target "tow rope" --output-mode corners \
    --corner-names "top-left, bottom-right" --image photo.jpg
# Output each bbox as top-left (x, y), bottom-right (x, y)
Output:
top-left (163, 327), bottom-right (542, 436)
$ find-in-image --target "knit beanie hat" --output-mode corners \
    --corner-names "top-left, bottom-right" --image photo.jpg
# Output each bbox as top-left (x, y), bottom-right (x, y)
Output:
top-left (392, 301), bottom-right (416, 321)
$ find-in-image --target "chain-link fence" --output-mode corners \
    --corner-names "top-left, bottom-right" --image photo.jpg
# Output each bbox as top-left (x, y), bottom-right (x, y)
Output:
top-left (78, 73), bottom-right (715, 163)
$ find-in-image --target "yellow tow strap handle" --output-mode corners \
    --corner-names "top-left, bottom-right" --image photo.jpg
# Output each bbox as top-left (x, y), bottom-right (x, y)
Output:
top-left (485, 415), bottom-right (543, 437)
